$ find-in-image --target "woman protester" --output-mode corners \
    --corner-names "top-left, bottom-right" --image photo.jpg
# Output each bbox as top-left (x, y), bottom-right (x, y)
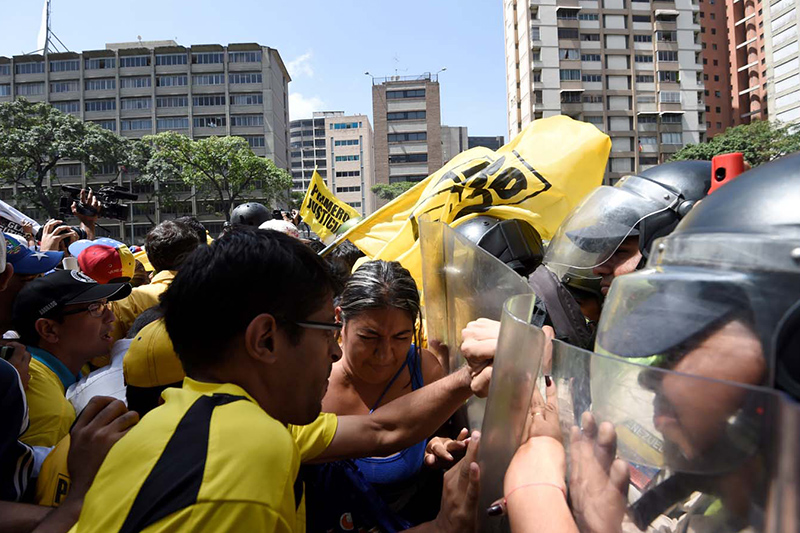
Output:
top-left (302, 259), bottom-right (458, 532)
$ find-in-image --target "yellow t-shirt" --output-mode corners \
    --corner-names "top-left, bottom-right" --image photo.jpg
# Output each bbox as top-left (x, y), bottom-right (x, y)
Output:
top-left (69, 378), bottom-right (337, 533)
top-left (22, 358), bottom-right (75, 447)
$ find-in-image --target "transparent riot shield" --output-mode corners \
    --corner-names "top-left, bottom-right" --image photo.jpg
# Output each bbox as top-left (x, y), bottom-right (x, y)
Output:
top-left (419, 217), bottom-right (534, 429)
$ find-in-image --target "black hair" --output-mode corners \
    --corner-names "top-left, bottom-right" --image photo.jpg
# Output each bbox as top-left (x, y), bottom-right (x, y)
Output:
top-left (145, 220), bottom-right (201, 273)
top-left (126, 305), bottom-right (165, 339)
top-left (328, 240), bottom-right (365, 273)
top-left (174, 216), bottom-right (208, 245)
top-left (161, 227), bottom-right (336, 375)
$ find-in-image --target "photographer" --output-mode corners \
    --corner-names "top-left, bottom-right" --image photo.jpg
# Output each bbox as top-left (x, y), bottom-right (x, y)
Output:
top-left (38, 189), bottom-right (101, 254)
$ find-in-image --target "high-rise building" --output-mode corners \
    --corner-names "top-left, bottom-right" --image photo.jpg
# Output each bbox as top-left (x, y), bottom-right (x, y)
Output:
top-left (764, 0), bottom-right (800, 124)
top-left (701, 0), bottom-right (734, 136)
top-left (726, 0), bottom-right (769, 125)
top-left (289, 112), bottom-right (375, 215)
top-left (0, 41), bottom-right (291, 242)
top-left (441, 125), bottom-right (469, 163)
top-left (503, 0), bottom-right (706, 182)
top-left (371, 74), bottom-right (443, 203)
top-left (468, 135), bottom-right (505, 150)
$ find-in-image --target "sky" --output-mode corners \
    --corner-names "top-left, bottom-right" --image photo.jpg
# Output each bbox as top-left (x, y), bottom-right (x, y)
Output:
top-left (0, 0), bottom-right (509, 138)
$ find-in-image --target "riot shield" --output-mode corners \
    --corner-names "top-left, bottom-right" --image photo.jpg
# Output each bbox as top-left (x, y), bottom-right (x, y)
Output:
top-left (419, 217), bottom-right (534, 429)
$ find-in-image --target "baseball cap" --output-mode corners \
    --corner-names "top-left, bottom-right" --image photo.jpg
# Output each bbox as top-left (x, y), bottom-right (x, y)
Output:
top-left (76, 244), bottom-right (135, 284)
top-left (4, 233), bottom-right (63, 275)
top-left (12, 270), bottom-right (132, 327)
top-left (123, 318), bottom-right (185, 387)
top-left (68, 237), bottom-right (128, 258)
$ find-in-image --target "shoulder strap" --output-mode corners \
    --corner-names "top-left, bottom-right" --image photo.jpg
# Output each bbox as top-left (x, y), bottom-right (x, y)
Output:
top-left (369, 358), bottom-right (410, 413)
top-left (528, 265), bottom-right (595, 349)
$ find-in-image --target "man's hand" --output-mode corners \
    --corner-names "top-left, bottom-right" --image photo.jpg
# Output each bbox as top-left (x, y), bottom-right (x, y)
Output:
top-left (71, 188), bottom-right (100, 240)
top-left (568, 413), bottom-right (630, 533)
top-left (40, 220), bottom-right (78, 252)
top-left (2, 341), bottom-right (31, 390)
top-left (461, 318), bottom-right (500, 370)
top-left (432, 431), bottom-right (481, 533)
top-left (68, 396), bottom-right (139, 496)
top-left (424, 428), bottom-right (470, 469)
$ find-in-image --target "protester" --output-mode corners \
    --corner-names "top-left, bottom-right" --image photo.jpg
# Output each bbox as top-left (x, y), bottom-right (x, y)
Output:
top-left (108, 220), bottom-right (199, 341)
top-left (303, 260), bottom-right (449, 531)
top-left (230, 202), bottom-right (272, 227)
top-left (70, 228), bottom-right (488, 532)
top-left (259, 219), bottom-right (301, 238)
top-left (11, 270), bottom-right (130, 446)
top-left (68, 239), bottom-right (135, 285)
top-left (174, 216), bottom-right (209, 245)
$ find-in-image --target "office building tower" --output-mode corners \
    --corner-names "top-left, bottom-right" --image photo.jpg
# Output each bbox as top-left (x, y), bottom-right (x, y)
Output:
top-left (441, 125), bottom-right (469, 163)
top-left (468, 135), bottom-right (506, 150)
top-left (289, 112), bottom-right (375, 216)
top-left (371, 73), bottom-right (443, 202)
top-left (503, 0), bottom-right (706, 182)
top-left (765, 0), bottom-right (800, 124)
top-left (0, 40), bottom-right (291, 241)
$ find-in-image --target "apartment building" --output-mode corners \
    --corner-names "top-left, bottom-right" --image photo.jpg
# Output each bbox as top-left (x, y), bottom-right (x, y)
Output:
top-left (289, 112), bottom-right (375, 216)
top-left (0, 41), bottom-right (291, 242)
top-left (701, 0), bottom-right (733, 136)
top-left (504, 0), bottom-right (706, 182)
top-left (726, 0), bottom-right (770, 124)
top-left (765, 0), bottom-right (800, 124)
top-left (371, 74), bottom-right (443, 202)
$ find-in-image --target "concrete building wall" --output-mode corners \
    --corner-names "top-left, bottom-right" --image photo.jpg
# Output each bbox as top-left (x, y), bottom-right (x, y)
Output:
top-left (726, 0), bottom-right (769, 123)
top-left (0, 41), bottom-right (291, 242)
top-left (325, 114), bottom-right (375, 216)
top-left (765, 0), bottom-right (800, 124)
top-left (441, 125), bottom-right (469, 163)
top-left (701, 0), bottom-right (734, 136)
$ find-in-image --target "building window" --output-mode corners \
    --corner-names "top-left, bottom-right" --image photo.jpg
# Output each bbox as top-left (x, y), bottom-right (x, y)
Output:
top-left (85, 99), bottom-right (116, 112)
top-left (336, 186), bottom-right (362, 193)
top-left (192, 95), bottom-right (226, 106)
top-left (335, 155), bottom-right (360, 161)
top-left (661, 114), bottom-right (682, 123)
top-left (230, 115), bottom-right (264, 127)
top-left (656, 31), bottom-right (677, 42)
top-left (714, 90), bottom-right (721, 97)
top-left (638, 115), bottom-right (657, 123)
top-left (242, 136), bottom-right (265, 148)
top-left (229, 73), bottom-right (263, 84)
top-left (581, 54), bottom-right (601, 61)
top-left (347, 202), bottom-right (362, 208)
top-left (578, 13), bottom-right (599, 20)
top-left (157, 96), bottom-right (188, 108)
top-left (657, 51), bottom-right (678, 62)
top-left (530, 26), bottom-right (541, 40)
top-left (582, 94), bottom-right (603, 103)
top-left (389, 175), bottom-right (427, 183)
top-left (635, 74), bottom-right (655, 83)
top-left (85, 57), bottom-right (115, 70)
top-left (331, 122), bottom-right (361, 130)
top-left (336, 170), bottom-right (361, 177)
top-left (387, 111), bottom-right (426, 121)
top-left (230, 93), bottom-right (263, 105)
top-left (561, 92), bottom-right (582, 103)
top-left (558, 28), bottom-right (580, 39)
top-left (387, 132), bottom-right (427, 142)
top-left (15, 82), bottom-right (45, 96)
top-left (389, 153), bottom-right (428, 163)
top-left (120, 56), bottom-right (150, 68)
top-left (120, 76), bottom-right (152, 88)
top-left (121, 119), bottom-right (152, 131)
top-left (639, 136), bottom-right (657, 145)
top-left (659, 91), bottom-right (681, 103)
top-left (156, 53), bottom-right (188, 65)
top-left (712, 44), bottom-right (717, 50)
top-left (228, 51), bottom-right (262, 63)
top-left (581, 33), bottom-right (601, 41)
top-left (636, 93), bottom-right (656, 103)
top-left (633, 34), bottom-right (652, 42)
top-left (582, 74), bottom-right (602, 82)
top-left (714, 75), bottom-right (719, 81)
top-left (0, 65), bottom-right (10, 76)
top-left (193, 116), bottom-right (226, 128)
top-left (156, 75), bottom-right (188, 87)
top-left (557, 8), bottom-right (580, 19)
top-left (52, 101), bottom-right (80, 113)
top-left (49, 59), bottom-right (79, 72)
top-left (121, 97), bottom-right (152, 110)
top-left (156, 117), bottom-right (189, 130)
top-left (559, 49), bottom-right (580, 60)
top-left (15, 62), bottom-right (45, 74)
top-left (85, 78), bottom-right (116, 91)
top-left (92, 120), bottom-right (117, 131)
top-left (659, 71), bottom-right (679, 82)
top-left (661, 132), bottom-right (683, 144)
top-left (54, 164), bottom-right (82, 178)
top-left (560, 69), bottom-right (581, 81)
top-left (193, 73), bottom-right (225, 85)
top-left (632, 15), bottom-right (651, 22)
top-left (191, 53), bottom-right (224, 64)
top-left (334, 139), bottom-right (360, 146)
top-left (386, 89), bottom-right (425, 99)
top-left (634, 54), bottom-right (654, 63)
top-left (50, 81), bottom-right (79, 93)
top-left (0, 84), bottom-right (10, 96)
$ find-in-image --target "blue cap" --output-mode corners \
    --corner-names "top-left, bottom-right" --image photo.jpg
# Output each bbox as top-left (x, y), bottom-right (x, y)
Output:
top-left (68, 237), bottom-right (126, 258)
top-left (4, 233), bottom-right (63, 275)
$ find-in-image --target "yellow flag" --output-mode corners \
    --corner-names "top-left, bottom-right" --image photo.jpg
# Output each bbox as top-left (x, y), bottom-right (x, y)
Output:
top-left (338, 116), bottom-right (611, 285)
top-left (299, 170), bottom-right (361, 240)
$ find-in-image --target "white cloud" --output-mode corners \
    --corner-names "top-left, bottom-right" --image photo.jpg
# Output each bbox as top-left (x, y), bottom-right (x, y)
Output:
top-left (289, 92), bottom-right (325, 120)
top-left (287, 51), bottom-right (314, 79)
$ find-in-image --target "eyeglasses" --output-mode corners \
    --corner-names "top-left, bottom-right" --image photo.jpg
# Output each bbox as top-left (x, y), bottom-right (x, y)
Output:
top-left (295, 320), bottom-right (342, 332)
top-left (60, 300), bottom-right (110, 319)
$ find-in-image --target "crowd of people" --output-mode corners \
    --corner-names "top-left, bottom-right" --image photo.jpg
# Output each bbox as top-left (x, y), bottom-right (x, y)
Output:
top-left (0, 151), bottom-right (797, 533)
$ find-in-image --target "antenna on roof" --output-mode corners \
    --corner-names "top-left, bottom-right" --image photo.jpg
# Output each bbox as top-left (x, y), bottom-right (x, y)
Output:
top-left (137, 35), bottom-right (143, 45)
top-left (28, 0), bottom-right (70, 55)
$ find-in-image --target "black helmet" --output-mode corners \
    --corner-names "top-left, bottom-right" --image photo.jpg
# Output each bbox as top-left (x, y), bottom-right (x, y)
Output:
top-left (454, 216), bottom-right (544, 277)
top-left (230, 202), bottom-right (271, 227)
top-left (544, 160), bottom-right (712, 271)
top-left (596, 152), bottom-right (800, 397)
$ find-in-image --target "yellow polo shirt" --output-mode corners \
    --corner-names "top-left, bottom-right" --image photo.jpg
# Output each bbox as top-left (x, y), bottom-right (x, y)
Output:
top-left (22, 350), bottom-right (77, 447)
top-left (109, 270), bottom-right (176, 342)
top-left (69, 378), bottom-right (337, 533)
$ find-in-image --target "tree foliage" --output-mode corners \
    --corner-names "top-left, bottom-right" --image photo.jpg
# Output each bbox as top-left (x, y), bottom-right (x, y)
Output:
top-left (371, 181), bottom-right (418, 201)
top-left (0, 99), bottom-right (131, 217)
top-left (671, 120), bottom-right (800, 167)
top-left (133, 132), bottom-right (292, 221)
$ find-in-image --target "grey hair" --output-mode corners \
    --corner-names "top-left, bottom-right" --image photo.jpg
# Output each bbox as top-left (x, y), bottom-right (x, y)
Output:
top-left (338, 260), bottom-right (421, 330)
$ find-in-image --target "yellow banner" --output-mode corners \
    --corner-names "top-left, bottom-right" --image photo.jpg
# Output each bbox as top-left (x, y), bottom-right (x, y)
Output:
top-left (299, 170), bottom-right (361, 240)
top-left (338, 116), bottom-right (611, 284)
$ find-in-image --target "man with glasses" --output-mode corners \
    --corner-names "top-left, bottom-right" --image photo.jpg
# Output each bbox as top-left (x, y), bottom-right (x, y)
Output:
top-left (11, 270), bottom-right (131, 446)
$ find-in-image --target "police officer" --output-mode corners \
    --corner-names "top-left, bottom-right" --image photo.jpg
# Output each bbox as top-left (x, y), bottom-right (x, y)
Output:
top-left (230, 202), bottom-right (271, 228)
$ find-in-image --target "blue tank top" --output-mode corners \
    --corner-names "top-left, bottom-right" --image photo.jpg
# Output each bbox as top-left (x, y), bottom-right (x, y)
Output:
top-left (353, 345), bottom-right (426, 485)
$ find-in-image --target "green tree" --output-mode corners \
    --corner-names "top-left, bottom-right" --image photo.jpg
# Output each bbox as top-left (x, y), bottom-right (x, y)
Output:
top-left (671, 120), bottom-right (800, 167)
top-left (371, 181), bottom-right (418, 201)
top-left (0, 99), bottom-right (131, 217)
top-left (134, 132), bottom-right (292, 221)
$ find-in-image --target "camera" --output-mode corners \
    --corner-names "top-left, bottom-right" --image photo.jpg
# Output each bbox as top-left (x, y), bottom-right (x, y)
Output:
top-left (59, 185), bottom-right (139, 221)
